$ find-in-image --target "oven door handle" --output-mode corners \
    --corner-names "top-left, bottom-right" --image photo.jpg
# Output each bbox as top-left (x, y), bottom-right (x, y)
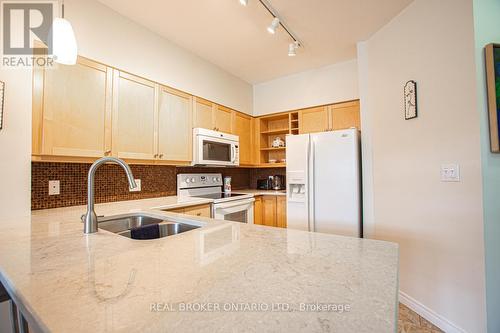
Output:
top-left (215, 198), bottom-right (255, 209)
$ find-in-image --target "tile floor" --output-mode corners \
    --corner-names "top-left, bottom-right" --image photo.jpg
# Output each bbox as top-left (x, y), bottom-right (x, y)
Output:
top-left (398, 303), bottom-right (443, 333)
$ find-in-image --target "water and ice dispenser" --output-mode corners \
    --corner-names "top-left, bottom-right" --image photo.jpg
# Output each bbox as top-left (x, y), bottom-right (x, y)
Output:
top-left (287, 171), bottom-right (306, 202)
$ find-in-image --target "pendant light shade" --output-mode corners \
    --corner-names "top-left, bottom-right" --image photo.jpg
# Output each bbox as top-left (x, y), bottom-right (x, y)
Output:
top-left (52, 17), bottom-right (77, 65)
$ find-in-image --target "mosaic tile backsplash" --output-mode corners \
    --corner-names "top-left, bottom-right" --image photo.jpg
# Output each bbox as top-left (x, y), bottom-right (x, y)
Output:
top-left (32, 162), bottom-right (285, 210)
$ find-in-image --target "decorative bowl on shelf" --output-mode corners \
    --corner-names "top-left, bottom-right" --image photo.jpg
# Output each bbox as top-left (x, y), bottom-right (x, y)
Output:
top-left (271, 137), bottom-right (285, 148)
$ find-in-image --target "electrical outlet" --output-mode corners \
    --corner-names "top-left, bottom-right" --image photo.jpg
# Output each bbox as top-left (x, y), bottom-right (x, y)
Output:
top-left (48, 180), bottom-right (60, 195)
top-left (441, 164), bottom-right (460, 182)
top-left (130, 179), bottom-right (141, 192)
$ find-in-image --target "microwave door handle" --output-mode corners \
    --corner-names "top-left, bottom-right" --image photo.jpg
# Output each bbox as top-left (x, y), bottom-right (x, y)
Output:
top-left (231, 145), bottom-right (236, 163)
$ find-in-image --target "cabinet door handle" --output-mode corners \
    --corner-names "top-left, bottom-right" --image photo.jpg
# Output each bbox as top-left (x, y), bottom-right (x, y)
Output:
top-left (159, 154), bottom-right (164, 159)
top-left (104, 150), bottom-right (111, 155)
top-left (154, 154), bottom-right (158, 158)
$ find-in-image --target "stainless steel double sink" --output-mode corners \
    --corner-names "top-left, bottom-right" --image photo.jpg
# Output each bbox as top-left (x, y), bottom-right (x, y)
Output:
top-left (98, 214), bottom-right (201, 240)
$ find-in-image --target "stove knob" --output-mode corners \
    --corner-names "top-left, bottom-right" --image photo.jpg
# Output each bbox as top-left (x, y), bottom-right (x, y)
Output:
top-left (212, 177), bottom-right (217, 182)
top-left (191, 177), bottom-right (196, 183)
top-left (216, 177), bottom-right (220, 182)
top-left (185, 178), bottom-right (190, 183)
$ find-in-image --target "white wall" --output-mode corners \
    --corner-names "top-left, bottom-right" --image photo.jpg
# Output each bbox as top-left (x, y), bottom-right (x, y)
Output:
top-left (65, 0), bottom-right (253, 114)
top-left (473, 0), bottom-right (500, 331)
top-left (0, 68), bottom-right (32, 219)
top-left (358, 0), bottom-right (486, 332)
top-left (253, 60), bottom-right (358, 116)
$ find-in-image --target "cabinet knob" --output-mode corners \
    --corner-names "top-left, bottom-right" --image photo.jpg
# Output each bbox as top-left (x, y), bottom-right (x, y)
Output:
top-left (154, 154), bottom-right (158, 158)
top-left (159, 154), bottom-right (164, 159)
top-left (104, 150), bottom-right (111, 155)
top-left (196, 213), bottom-right (201, 216)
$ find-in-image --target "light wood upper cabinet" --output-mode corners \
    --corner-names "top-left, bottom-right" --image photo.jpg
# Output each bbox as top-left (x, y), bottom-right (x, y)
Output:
top-left (330, 100), bottom-right (360, 130)
top-left (192, 98), bottom-right (234, 134)
top-left (276, 196), bottom-right (287, 228)
top-left (158, 86), bottom-right (192, 162)
top-left (112, 70), bottom-right (157, 160)
top-left (233, 112), bottom-right (252, 165)
top-left (34, 57), bottom-right (112, 157)
top-left (299, 106), bottom-right (329, 134)
top-left (214, 105), bottom-right (233, 133)
top-left (193, 97), bottom-right (214, 130)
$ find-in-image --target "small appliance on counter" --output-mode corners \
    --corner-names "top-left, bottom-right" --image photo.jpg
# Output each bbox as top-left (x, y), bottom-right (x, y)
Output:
top-left (257, 178), bottom-right (272, 190)
top-left (257, 175), bottom-right (285, 190)
top-left (223, 176), bottom-right (232, 193)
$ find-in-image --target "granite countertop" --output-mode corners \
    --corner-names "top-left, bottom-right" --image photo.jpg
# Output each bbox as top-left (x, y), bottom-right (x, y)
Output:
top-left (0, 198), bottom-right (399, 333)
top-left (233, 189), bottom-right (286, 196)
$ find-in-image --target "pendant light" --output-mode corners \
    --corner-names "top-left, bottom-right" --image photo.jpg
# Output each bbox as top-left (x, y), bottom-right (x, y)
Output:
top-left (52, 1), bottom-right (77, 65)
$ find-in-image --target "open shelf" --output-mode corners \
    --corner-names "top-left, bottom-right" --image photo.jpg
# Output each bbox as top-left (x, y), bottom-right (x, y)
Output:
top-left (259, 163), bottom-right (286, 168)
top-left (260, 128), bottom-right (290, 135)
top-left (260, 147), bottom-right (286, 151)
top-left (256, 111), bottom-right (299, 166)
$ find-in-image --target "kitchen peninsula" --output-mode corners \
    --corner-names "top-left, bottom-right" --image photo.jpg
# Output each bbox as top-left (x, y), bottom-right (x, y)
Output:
top-left (0, 197), bottom-right (399, 333)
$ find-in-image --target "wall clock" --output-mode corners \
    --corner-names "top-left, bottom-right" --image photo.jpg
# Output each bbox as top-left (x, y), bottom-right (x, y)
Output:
top-left (404, 80), bottom-right (418, 120)
top-left (0, 81), bottom-right (4, 130)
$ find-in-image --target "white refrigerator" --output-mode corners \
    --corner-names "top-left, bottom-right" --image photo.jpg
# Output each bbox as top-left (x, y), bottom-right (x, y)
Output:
top-left (286, 128), bottom-right (362, 237)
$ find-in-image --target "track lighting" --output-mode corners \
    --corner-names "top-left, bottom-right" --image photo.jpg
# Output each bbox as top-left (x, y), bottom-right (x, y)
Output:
top-left (247, 0), bottom-right (302, 56)
top-left (267, 17), bottom-right (280, 34)
top-left (288, 41), bottom-right (299, 57)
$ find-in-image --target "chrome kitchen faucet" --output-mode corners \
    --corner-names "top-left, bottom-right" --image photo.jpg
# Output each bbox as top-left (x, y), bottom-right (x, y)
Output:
top-left (83, 157), bottom-right (137, 234)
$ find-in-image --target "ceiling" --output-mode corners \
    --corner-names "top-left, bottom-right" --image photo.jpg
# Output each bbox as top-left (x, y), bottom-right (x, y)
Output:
top-left (96, 0), bottom-right (413, 84)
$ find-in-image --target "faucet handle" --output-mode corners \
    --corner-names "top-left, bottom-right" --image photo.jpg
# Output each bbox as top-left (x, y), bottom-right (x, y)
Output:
top-left (81, 214), bottom-right (103, 222)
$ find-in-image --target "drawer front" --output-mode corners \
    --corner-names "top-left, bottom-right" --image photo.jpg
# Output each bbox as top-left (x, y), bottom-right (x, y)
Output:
top-left (183, 204), bottom-right (211, 218)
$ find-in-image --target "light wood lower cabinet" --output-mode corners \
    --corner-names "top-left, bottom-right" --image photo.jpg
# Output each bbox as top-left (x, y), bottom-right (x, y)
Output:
top-left (276, 196), bottom-right (287, 228)
top-left (166, 204), bottom-right (212, 218)
top-left (253, 195), bottom-right (287, 228)
top-left (254, 196), bottom-right (263, 225)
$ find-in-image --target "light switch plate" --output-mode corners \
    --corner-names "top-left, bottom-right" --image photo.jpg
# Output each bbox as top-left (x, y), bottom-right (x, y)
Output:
top-left (48, 180), bottom-right (60, 195)
top-left (130, 179), bottom-right (141, 192)
top-left (441, 164), bottom-right (460, 182)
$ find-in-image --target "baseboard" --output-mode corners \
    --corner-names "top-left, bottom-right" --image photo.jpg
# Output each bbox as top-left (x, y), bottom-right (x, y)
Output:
top-left (399, 291), bottom-right (467, 333)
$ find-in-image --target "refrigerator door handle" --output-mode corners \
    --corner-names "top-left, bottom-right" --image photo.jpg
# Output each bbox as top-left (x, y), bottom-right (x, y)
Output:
top-left (308, 137), bottom-right (315, 232)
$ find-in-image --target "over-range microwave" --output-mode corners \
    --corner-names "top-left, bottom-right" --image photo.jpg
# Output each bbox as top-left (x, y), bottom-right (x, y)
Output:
top-left (192, 128), bottom-right (240, 166)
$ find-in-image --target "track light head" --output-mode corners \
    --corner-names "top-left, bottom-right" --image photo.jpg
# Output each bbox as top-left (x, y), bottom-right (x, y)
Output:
top-left (239, 0), bottom-right (248, 6)
top-left (288, 41), bottom-right (299, 57)
top-left (267, 17), bottom-right (280, 34)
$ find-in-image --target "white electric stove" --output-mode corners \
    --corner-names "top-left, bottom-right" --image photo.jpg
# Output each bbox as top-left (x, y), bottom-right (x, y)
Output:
top-left (177, 173), bottom-right (254, 224)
